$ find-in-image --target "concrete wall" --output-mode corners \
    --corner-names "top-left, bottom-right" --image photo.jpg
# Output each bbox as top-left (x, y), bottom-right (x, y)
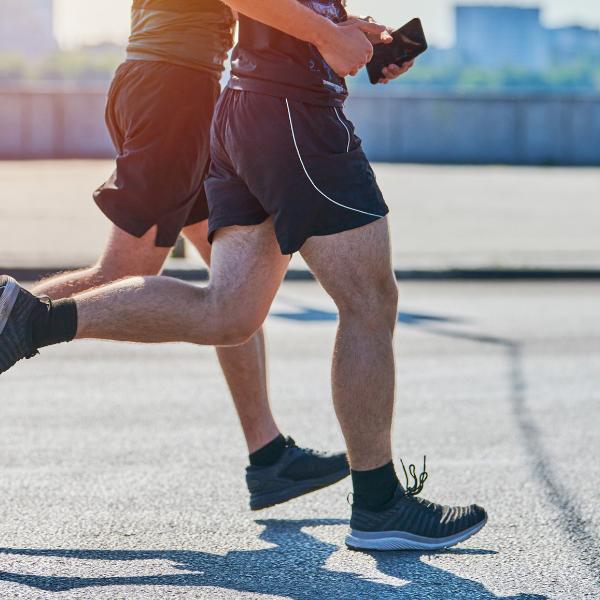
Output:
top-left (345, 91), bottom-right (600, 165)
top-left (0, 87), bottom-right (112, 159)
top-left (1, 86), bottom-right (599, 165)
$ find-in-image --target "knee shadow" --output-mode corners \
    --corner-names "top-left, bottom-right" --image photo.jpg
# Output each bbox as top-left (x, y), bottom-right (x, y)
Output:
top-left (0, 519), bottom-right (545, 599)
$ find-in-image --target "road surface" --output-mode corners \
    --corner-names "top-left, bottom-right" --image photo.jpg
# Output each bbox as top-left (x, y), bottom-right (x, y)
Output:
top-left (0, 280), bottom-right (598, 599)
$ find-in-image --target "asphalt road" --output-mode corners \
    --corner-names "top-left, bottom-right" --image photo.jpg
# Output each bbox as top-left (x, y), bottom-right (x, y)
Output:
top-left (0, 281), bottom-right (598, 599)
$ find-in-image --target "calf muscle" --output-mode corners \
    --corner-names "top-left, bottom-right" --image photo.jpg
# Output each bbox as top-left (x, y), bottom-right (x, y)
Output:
top-left (300, 219), bottom-right (398, 470)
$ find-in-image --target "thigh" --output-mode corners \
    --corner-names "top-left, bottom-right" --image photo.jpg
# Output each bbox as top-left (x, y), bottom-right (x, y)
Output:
top-left (97, 224), bottom-right (171, 278)
top-left (299, 218), bottom-right (395, 306)
top-left (208, 219), bottom-right (290, 326)
top-left (183, 220), bottom-right (211, 266)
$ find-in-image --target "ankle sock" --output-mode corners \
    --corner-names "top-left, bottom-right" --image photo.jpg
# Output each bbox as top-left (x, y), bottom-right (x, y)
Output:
top-left (249, 433), bottom-right (287, 467)
top-left (351, 461), bottom-right (400, 512)
top-left (30, 298), bottom-right (78, 349)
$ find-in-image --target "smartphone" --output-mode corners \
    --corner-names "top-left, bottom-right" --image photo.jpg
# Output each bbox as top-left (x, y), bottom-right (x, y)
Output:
top-left (366, 18), bottom-right (428, 84)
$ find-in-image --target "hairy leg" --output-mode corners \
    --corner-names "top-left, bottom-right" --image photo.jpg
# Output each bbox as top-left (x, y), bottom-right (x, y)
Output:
top-left (183, 220), bottom-right (280, 452)
top-left (33, 219), bottom-right (282, 452)
top-left (32, 226), bottom-right (170, 299)
top-left (300, 219), bottom-right (398, 471)
top-left (75, 219), bottom-right (289, 347)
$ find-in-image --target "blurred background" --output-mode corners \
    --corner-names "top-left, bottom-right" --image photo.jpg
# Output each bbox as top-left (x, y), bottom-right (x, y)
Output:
top-left (1, 0), bottom-right (599, 272)
top-left (1, 0), bottom-right (600, 163)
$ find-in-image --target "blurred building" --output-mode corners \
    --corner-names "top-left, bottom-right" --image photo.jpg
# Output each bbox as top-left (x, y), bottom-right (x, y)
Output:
top-left (0, 0), bottom-right (57, 57)
top-left (454, 5), bottom-right (600, 69)
top-left (456, 6), bottom-right (549, 69)
top-left (546, 25), bottom-right (600, 63)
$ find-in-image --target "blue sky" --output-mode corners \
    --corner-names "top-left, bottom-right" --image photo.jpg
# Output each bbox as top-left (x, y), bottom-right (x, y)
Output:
top-left (54, 0), bottom-right (600, 48)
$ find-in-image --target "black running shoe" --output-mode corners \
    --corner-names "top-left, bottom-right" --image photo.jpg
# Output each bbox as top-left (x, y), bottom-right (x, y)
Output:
top-left (0, 276), bottom-right (42, 375)
top-left (347, 460), bottom-right (487, 551)
top-left (246, 437), bottom-right (350, 510)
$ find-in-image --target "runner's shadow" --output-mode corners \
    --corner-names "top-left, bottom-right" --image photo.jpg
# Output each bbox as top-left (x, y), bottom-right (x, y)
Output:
top-left (0, 519), bottom-right (545, 599)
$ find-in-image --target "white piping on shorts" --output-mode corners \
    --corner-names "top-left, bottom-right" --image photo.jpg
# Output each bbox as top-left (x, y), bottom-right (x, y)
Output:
top-left (334, 107), bottom-right (351, 153)
top-left (0, 277), bottom-right (20, 335)
top-left (284, 98), bottom-right (385, 220)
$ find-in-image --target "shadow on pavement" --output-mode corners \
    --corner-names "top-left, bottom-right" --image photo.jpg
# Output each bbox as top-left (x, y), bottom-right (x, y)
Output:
top-left (0, 519), bottom-right (544, 599)
top-left (271, 303), bottom-right (464, 325)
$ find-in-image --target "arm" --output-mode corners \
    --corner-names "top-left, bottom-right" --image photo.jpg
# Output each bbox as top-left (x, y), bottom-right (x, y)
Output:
top-left (221, 0), bottom-right (389, 77)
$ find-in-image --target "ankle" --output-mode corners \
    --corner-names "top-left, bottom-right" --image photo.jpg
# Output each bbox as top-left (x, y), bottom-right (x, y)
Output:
top-left (30, 298), bottom-right (78, 349)
top-left (351, 461), bottom-right (399, 512)
top-left (249, 433), bottom-right (287, 467)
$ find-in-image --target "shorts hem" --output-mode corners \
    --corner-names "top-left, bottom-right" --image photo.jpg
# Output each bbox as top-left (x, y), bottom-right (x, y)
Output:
top-left (207, 213), bottom-right (270, 244)
top-left (278, 211), bottom-right (388, 255)
top-left (94, 196), bottom-right (197, 248)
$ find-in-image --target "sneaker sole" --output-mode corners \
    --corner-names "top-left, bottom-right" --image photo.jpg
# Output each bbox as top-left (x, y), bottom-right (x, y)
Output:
top-left (0, 277), bottom-right (20, 335)
top-left (345, 516), bottom-right (488, 552)
top-left (250, 467), bottom-right (350, 511)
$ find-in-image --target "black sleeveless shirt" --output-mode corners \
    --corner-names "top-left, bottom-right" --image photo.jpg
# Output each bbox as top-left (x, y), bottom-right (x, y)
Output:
top-left (229, 0), bottom-right (348, 106)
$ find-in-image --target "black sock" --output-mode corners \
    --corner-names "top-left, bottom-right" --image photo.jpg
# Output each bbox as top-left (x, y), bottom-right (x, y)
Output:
top-left (351, 461), bottom-right (400, 512)
top-left (30, 298), bottom-right (78, 349)
top-left (249, 434), bottom-right (287, 467)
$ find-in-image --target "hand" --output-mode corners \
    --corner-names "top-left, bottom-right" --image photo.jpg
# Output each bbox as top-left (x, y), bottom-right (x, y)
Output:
top-left (316, 19), bottom-right (389, 77)
top-left (379, 59), bottom-right (414, 84)
top-left (354, 19), bottom-right (394, 47)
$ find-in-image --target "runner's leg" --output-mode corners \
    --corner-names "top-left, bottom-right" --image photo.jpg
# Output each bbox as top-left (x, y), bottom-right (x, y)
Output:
top-left (34, 219), bottom-right (281, 454)
top-left (299, 218), bottom-right (398, 471)
top-left (74, 219), bottom-right (289, 347)
top-left (183, 220), bottom-right (279, 452)
top-left (32, 225), bottom-right (170, 298)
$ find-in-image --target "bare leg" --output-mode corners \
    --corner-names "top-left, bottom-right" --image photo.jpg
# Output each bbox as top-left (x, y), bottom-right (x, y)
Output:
top-left (183, 220), bottom-right (280, 452)
top-left (300, 219), bottom-right (398, 471)
top-left (74, 219), bottom-right (289, 347)
top-left (33, 221), bottom-right (283, 453)
top-left (33, 225), bottom-right (170, 298)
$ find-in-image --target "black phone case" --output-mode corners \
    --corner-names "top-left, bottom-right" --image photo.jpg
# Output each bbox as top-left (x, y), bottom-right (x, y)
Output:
top-left (366, 18), bottom-right (428, 84)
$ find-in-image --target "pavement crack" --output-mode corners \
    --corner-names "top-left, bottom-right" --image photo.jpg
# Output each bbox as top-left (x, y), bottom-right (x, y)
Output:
top-left (423, 323), bottom-right (600, 589)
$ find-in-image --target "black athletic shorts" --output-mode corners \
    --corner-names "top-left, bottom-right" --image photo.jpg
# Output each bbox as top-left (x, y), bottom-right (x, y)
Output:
top-left (94, 60), bottom-right (220, 247)
top-left (205, 89), bottom-right (388, 255)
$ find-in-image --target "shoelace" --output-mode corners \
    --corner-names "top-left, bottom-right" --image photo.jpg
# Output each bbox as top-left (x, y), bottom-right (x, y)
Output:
top-left (287, 437), bottom-right (329, 458)
top-left (346, 457), bottom-right (430, 508)
top-left (400, 456), bottom-right (428, 497)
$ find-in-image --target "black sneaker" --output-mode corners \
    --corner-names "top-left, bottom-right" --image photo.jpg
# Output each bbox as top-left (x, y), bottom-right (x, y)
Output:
top-left (0, 276), bottom-right (41, 375)
top-left (246, 437), bottom-right (350, 510)
top-left (347, 460), bottom-right (487, 551)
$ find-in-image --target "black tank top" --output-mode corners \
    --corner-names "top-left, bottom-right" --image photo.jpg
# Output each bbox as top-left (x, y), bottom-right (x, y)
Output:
top-left (229, 0), bottom-right (348, 107)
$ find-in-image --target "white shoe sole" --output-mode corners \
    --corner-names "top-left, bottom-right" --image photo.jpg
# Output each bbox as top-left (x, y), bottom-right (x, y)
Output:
top-left (0, 277), bottom-right (20, 335)
top-left (346, 517), bottom-right (487, 551)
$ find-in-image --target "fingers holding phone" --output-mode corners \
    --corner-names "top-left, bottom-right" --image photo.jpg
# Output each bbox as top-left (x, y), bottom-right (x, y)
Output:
top-left (316, 18), bottom-right (390, 78)
top-left (316, 16), bottom-right (426, 81)
top-left (379, 60), bottom-right (414, 84)
top-left (367, 18), bottom-right (427, 85)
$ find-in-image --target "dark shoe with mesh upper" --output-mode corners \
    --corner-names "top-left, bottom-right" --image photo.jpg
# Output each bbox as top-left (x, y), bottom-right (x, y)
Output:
top-left (347, 485), bottom-right (488, 551)
top-left (246, 437), bottom-right (349, 510)
top-left (0, 276), bottom-right (41, 375)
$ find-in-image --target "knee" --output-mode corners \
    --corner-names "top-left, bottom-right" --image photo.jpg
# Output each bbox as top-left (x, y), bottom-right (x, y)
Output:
top-left (211, 306), bottom-right (265, 346)
top-left (337, 273), bottom-right (398, 330)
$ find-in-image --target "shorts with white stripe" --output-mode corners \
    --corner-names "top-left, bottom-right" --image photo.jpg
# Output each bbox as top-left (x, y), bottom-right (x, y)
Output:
top-left (205, 88), bottom-right (388, 255)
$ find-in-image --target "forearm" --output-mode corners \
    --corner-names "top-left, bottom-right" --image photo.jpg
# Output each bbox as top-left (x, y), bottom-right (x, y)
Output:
top-left (222, 0), bottom-right (334, 46)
